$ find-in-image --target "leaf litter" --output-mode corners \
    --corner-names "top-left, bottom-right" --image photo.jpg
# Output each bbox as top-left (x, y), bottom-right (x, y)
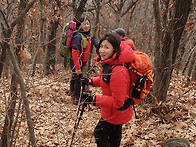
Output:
top-left (0, 64), bottom-right (195, 147)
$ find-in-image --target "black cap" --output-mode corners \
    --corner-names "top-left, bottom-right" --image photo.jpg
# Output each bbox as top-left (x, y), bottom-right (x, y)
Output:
top-left (112, 28), bottom-right (125, 37)
top-left (75, 16), bottom-right (86, 29)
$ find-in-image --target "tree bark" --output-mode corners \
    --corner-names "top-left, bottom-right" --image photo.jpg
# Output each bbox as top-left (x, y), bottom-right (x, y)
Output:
top-left (75, 0), bottom-right (88, 19)
top-left (1, 74), bottom-right (18, 147)
top-left (31, 0), bottom-right (45, 76)
top-left (86, 0), bottom-right (101, 77)
top-left (0, 0), bottom-right (37, 146)
top-left (1, 0), bottom-right (26, 146)
top-left (182, 47), bottom-right (195, 75)
top-left (188, 50), bottom-right (196, 77)
top-left (44, 20), bottom-right (59, 75)
top-left (0, 45), bottom-right (6, 77)
top-left (192, 54), bottom-right (196, 80)
top-left (8, 43), bottom-right (36, 146)
top-left (153, 0), bottom-right (192, 102)
top-left (172, 0), bottom-right (192, 64)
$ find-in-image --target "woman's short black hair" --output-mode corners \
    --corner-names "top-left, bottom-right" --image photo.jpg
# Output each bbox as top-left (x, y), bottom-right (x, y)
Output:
top-left (74, 16), bottom-right (90, 35)
top-left (96, 33), bottom-right (121, 60)
top-left (75, 17), bottom-right (85, 29)
top-left (74, 16), bottom-right (90, 34)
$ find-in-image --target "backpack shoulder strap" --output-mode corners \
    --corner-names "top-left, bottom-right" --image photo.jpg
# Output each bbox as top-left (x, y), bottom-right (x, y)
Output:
top-left (78, 33), bottom-right (88, 49)
top-left (78, 32), bottom-right (85, 38)
top-left (102, 64), bottom-right (124, 84)
top-left (62, 23), bottom-right (69, 32)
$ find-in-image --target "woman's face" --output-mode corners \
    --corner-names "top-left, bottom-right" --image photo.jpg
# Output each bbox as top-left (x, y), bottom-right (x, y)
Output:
top-left (99, 40), bottom-right (114, 60)
top-left (81, 20), bottom-right (90, 32)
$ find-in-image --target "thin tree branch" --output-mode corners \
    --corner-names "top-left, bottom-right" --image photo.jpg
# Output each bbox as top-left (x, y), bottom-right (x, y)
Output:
top-left (11, 0), bottom-right (37, 29)
top-left (121, 0), bottom-right (139, 17)
top-left (0, 5), bottom-right (10, 29)
top-left (8, 42), bottom-right (36, 147)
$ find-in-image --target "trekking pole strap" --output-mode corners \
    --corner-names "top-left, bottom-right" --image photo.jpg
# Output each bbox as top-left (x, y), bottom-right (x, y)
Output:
top-left (117, 98), bottom-right (139, 119)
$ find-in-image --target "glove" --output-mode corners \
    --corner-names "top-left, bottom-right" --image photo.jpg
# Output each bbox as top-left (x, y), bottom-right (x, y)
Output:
top-left (81, 92), bottom-right (95, 104)
top-left (81, 77), bottom-right (89, 86)
top-left (81, 77), bottom-right (93, 87)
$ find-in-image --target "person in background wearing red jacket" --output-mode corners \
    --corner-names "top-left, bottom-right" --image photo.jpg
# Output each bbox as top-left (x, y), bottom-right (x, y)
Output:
top-left (112, 28), bottom-right (136, 51)
top-left (80, 33), bottom-right (134, 147)
top-left (70, 16), bottom-right (98, 102)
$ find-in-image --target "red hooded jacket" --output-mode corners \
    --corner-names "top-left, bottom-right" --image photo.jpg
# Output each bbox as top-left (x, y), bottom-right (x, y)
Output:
top-left (121, 36), bottom-right (136, 51)
top-left (92, 42), bottom-right (134, 125)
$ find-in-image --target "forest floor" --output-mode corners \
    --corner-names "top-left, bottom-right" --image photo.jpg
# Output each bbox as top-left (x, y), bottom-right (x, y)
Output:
top-left (0, 63), bottom-right (196, 147)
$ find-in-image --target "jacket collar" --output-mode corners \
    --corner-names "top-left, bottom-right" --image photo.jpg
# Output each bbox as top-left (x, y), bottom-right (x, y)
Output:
top-left (94, 42), bottom-right (134, 66)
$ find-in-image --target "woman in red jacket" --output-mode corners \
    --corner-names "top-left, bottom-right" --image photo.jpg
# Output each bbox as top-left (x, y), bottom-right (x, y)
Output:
top-left (81, 33), bottom-right (134, 147)
top-left (70, 16), bottom-right (98, 102)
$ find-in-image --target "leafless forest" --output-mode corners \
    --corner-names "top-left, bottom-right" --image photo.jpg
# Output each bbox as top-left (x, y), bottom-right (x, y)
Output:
top-left (0, 0), bottom-right (195, 146)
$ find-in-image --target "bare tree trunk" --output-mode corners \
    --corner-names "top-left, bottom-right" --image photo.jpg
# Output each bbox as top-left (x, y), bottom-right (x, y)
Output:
top-left (1, 74), bottom-right (18, 147)
top-left (115, 12), bottom-right (121, 28)
top-left (153, 0), bottom-right (192, 102)
top-left (75, 0), bottom-right (88, 19)
top-left (188, 50), bottom-right (196, 77)
top-left (153, 0), bottom-right (164, 102)
top-left (32, 0), bottom-right (45, 76)
top-left (154, 20), bottom-right (174, 102)
top-left (86, 0), bottom-right (101, 74)
top-left (3, 53), bottom-right (10, 78)
top-left (182, 47), bottom-right (195, 75)
top-left (192, 54), bottom-right (196, 80)
top-left (8, 43), bottom-right (36, 146)
top-left (172, 0), bottom-right (192, 64)
top-left (44, 20), bottom-right (58, 75)
top-left (0, 1), bottom-right (37, 146)
top-left (71, 0), bottom-right (77, 15)
top-left (1, 30), bottom-right (36, 147)
top-left (0, 45), bottom-right (6, 77)
top-left (44, 0), bottom-right (63, 75)
top-left (176, 45), bottom-right (186, 75)
top-left (1, 0), bottom-right (26, 146)
top-left (176, 30), bottom-right (188, 75)
top-left (109, 0), bottom-right (138, 29)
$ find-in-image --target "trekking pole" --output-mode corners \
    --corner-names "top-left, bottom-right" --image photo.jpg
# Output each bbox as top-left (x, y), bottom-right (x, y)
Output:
top-left (132, 103), bottom-right (138, 119)
top-left (70, 81), bottom-right (87, 147)
top-left (130, 99), bottom-right (139, 119)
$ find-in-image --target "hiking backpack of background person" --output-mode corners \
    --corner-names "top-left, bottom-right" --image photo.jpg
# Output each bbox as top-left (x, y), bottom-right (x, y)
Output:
top-left (59, 20), bottom-right (87, 57)
top-left (59, 21), bottom-right (76, 57)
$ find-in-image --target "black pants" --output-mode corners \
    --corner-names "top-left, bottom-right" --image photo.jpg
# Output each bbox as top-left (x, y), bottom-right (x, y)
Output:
top-left (94, 118), bottom-right (122, 147)
top-left (70, 73), bottom-right (82, 99)
top-left (70, 59), bottom-right (84, 99)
